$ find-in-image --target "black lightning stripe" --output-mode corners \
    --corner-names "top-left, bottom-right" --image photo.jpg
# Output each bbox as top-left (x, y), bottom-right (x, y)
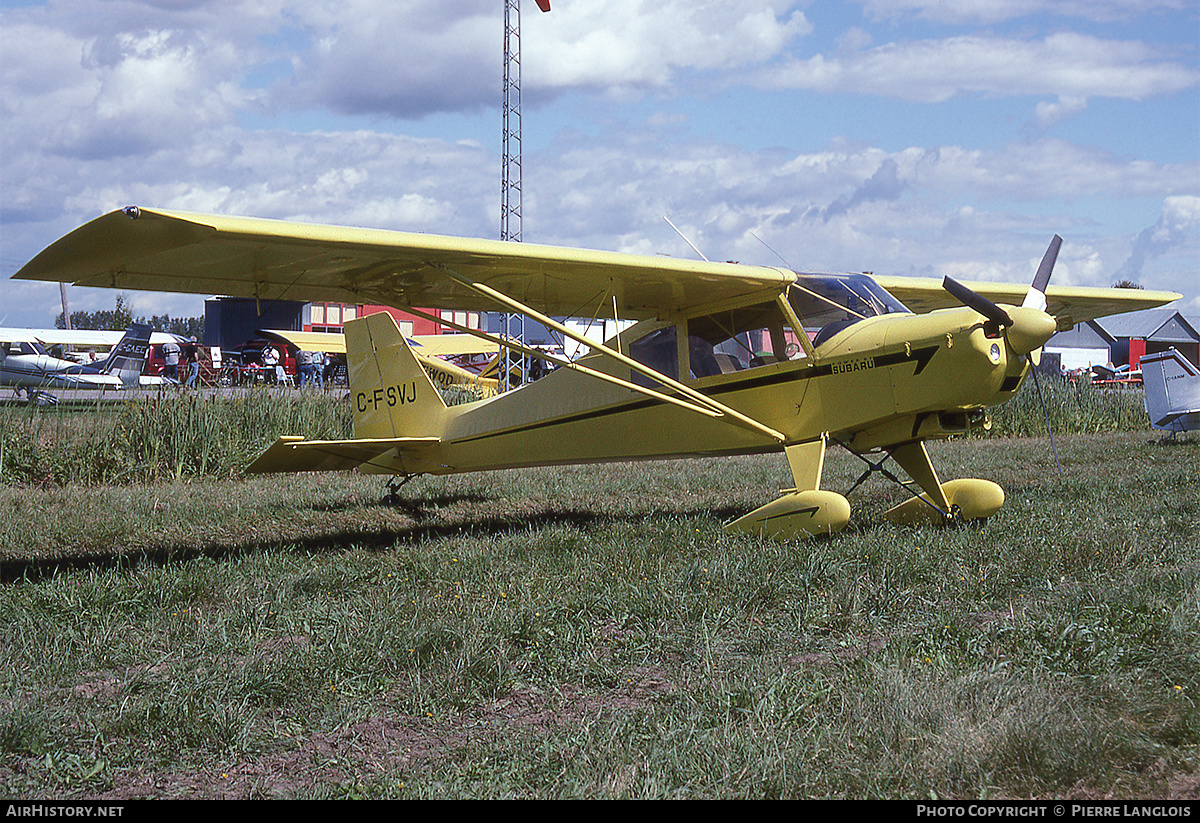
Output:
top-left (447, 345), bottom-right (940, 446)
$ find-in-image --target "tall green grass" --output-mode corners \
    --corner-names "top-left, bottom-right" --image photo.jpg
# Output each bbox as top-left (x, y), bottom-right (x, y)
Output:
top-left (0, 389), bottom-right (351, 485)
top-left (982, 375), bottom-right (1148, 438)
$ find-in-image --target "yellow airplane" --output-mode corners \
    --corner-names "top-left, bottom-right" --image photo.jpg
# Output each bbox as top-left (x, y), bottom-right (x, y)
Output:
top-left (15, 207), bottom-right (1181, 538)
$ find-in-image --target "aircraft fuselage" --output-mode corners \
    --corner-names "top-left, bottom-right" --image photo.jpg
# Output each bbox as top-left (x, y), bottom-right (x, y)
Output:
top-left (354, 283), bottom-right (1030, 476)
top-left (0, 350), bottom-right (122, 390)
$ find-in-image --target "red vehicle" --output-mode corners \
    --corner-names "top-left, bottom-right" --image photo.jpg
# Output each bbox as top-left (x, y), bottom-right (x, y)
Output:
top-left (146, 340), bottom-right (221, 385)
top-left (222, 339), bottom-right (298, 386)
top-left (146, 339), bottom-right (296, 386)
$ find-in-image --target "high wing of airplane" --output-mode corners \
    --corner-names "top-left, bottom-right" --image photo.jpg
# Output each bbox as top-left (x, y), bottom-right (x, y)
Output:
top-left (257, 327), bottom-right (500, 398)
top-left (254, 327), bottom-right (500, 359)
top-left (1, 327), bottom-right (185, 351)
top-left (411, 334), bottom-right (500, 359)
top-left (1140, 349), bottom-right (1200, 436)
top-left (1, 322), bottom-right (154, 401)
top-left (254, 329), bottom-right (346, 355)
top-left (15, 207), bottom-right (1182, 537)
top-left (871, 276), bottom-right (1180, 331)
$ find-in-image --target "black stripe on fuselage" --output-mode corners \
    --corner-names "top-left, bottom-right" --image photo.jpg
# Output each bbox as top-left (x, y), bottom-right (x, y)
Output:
top-left (445, 344), bottom-right (940, 447)
top-left (1, 364), bottom-right (70, 384)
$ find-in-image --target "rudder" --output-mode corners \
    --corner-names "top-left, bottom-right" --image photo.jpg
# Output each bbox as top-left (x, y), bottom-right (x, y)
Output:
top-left (346, 312), bottom-right (448, 440)
top-left (104, 323), bottom-right (153, 386)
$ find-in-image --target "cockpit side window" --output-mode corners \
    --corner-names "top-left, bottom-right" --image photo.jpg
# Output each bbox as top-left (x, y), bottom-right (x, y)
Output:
top-left (626, 300), bottom-right (808, 386)
top-left (5, 341), bottom-right (42, 356)
top-left (685, 300), bottom-right (803, 378)
top-left (628, 324), bottom-right (679, 388)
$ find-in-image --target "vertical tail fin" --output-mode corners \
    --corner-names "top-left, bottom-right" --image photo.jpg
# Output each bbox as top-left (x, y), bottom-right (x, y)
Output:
top-left (1142, 349), bottom-right (1200, 431)
top-left (346, 311), bottom-right (448, 440)
top-left (103, 324), bottom-right (153, 386)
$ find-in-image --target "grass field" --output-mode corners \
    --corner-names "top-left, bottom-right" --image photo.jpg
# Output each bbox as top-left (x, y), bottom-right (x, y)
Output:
top-left (1, 383), bottom-right (1197, 799)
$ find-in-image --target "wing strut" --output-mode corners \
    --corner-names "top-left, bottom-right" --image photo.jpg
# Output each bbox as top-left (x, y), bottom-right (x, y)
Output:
top-left (403, 305), bottom-right (720, 421)
top-left (432, 268), bottom-right (787, 443)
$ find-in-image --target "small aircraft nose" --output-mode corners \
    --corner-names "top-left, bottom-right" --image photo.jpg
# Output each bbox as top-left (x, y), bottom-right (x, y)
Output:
top-left (1004, 306), bottom-right (1058, 355)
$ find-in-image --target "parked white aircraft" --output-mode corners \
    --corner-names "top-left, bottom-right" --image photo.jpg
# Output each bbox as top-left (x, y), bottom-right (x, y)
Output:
top-left (1141, 349), bottom-right (1200, 437)
top-left (0, 323), bottom-right (156, 403)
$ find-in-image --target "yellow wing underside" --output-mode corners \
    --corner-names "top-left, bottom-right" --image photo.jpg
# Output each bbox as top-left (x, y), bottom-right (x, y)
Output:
top-left (15, 207), bottom-right (792, 321)
top-left (15, 207), bottom-right (1179, 325)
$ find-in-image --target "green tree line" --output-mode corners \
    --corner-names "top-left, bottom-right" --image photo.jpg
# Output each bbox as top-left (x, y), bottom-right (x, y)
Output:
top-left (55, 295), bottom-right (203, 339)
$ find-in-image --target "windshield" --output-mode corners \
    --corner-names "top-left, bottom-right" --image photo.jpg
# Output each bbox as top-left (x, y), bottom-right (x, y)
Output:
top-left (788, 273), bottom-right (910, 328)
top-left (1, 340), bottom-right (46, 357)
top-left (786, 274), bottom-right (910, 348)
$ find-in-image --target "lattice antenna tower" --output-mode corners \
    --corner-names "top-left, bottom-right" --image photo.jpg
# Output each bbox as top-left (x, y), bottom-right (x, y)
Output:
top-left (500, 0), bottom-right (524, 243)
top-left (500, 0), bottom-right (549, 240)
top-left (499, 0), bottom-right (549, 388)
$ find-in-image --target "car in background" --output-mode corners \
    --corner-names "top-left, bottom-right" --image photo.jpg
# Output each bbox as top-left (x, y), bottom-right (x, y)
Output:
top-left (221, 339), bottom-right (298, 385)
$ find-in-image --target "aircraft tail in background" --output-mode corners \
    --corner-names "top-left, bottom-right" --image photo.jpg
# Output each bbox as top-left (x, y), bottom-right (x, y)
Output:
top-left (98, 323), bottom-right (153, 386)
top-left (1141, 348), bottom-right (1200, 434)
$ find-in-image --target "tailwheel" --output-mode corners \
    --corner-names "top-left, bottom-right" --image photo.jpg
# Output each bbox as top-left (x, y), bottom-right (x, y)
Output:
top-left (384, 474), bottom-right (417, 505)
top-left (883, 478), bottom-right (1004, 526)
top-left (725, 489), bottom-right (851, 540)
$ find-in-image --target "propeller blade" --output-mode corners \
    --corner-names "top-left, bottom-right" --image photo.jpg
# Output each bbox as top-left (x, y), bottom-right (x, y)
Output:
top-left (1022, 235), bottom-right (1062, 312)
top-left (942, 276), bottom-right (1012, 327)
top-left (943, 237), bottom-right (1062, 354)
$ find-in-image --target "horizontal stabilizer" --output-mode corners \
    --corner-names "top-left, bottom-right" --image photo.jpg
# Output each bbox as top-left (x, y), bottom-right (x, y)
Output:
top-left (246, 435), bottom-right (440, 474)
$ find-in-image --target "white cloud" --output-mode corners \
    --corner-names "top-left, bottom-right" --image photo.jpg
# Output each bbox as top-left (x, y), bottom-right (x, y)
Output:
top-left (855, 0), bottom-right (1191, 25)
top-left (757, 32), bottom-right (1200, 102)
top-left (1113, 195), bottom-right (1200, 285)
top-left (1032, 95), bottom-right (1088, 129)
top-left (265, 0), bottom-right (813, 117)
top-left (522, 131), bottom-right (1197, 289)
top-left (284, 1), bottom-right (503, 117)
top-left (525, 0), bottom-right (812, 91)
top-left (1, 21), bottom-right (255, 162)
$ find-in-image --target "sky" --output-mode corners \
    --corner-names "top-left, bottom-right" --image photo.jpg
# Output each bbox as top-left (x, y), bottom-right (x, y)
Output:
top-left (1, 0), bottom-right (1197, 330)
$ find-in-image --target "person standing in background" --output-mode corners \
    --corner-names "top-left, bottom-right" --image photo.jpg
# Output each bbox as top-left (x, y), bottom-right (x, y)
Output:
top-left (297, 349), bottom-right (316, 388)
top-left (262, 344), bottom-right (282, 385)
top-left (162, 338), bottom-right (181, 382)
top-left (184, 338), bottom-right (200, 388)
